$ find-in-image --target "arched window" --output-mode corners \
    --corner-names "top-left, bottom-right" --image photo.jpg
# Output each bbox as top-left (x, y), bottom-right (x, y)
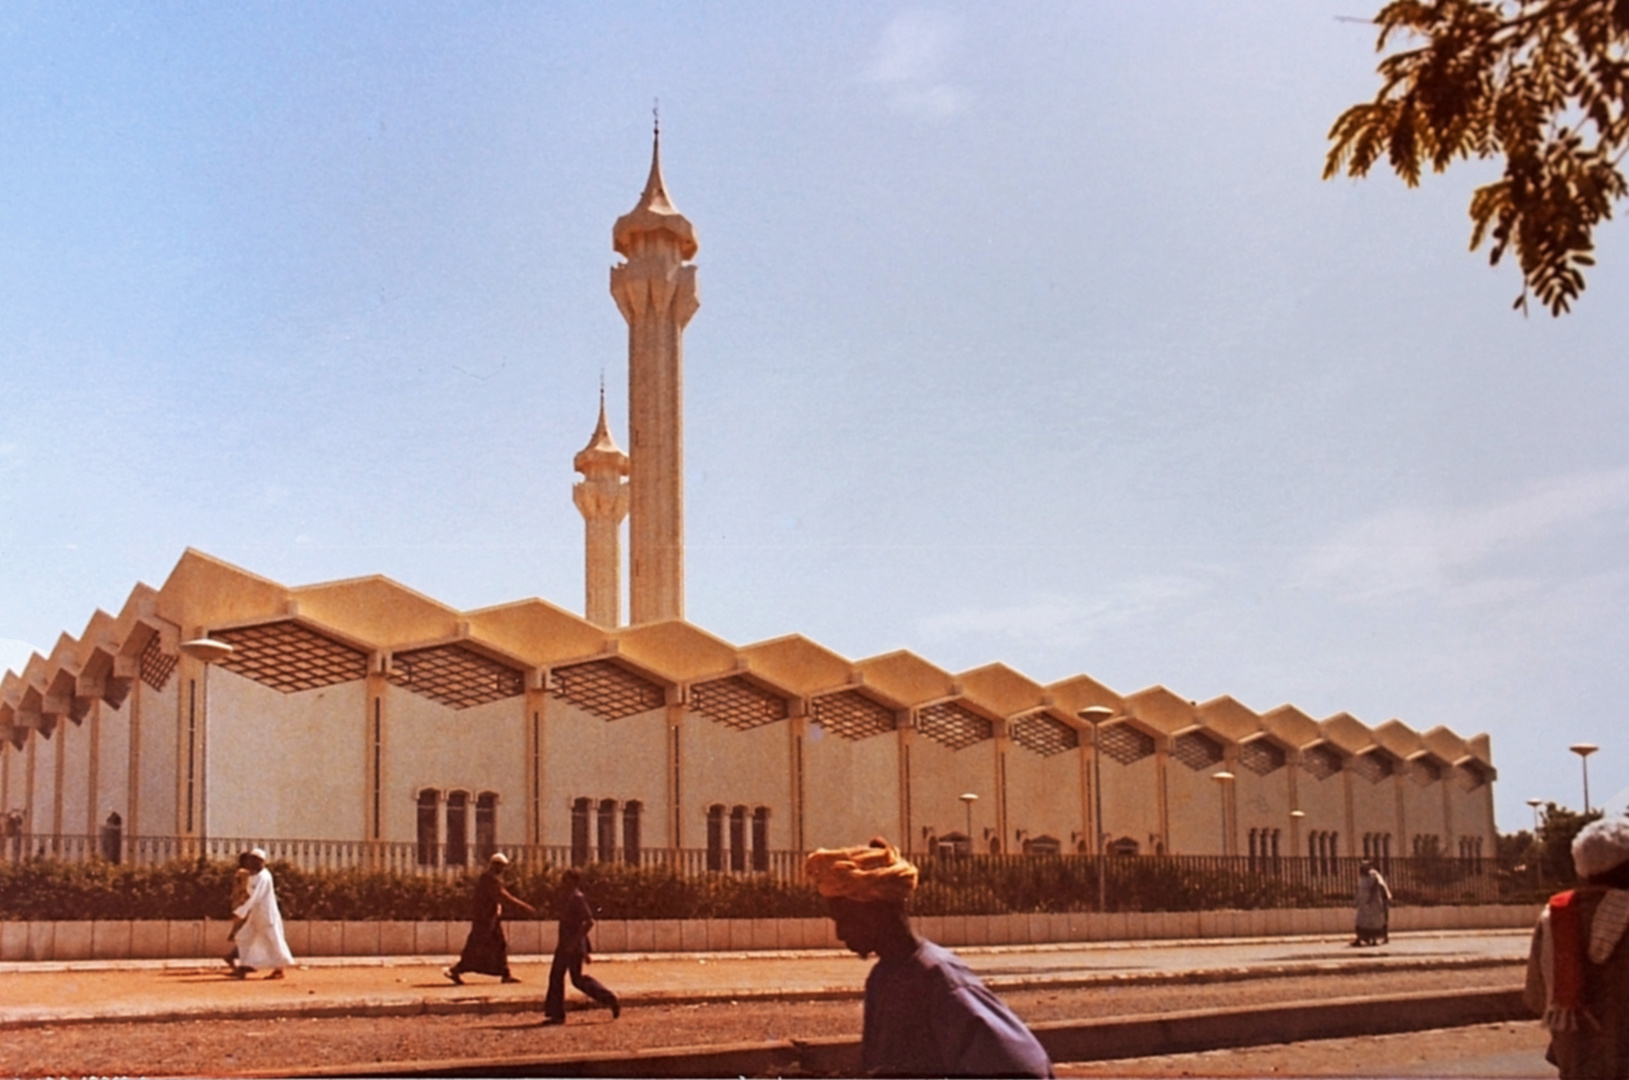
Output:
top-left (475, 793), bottom-right (498, 862)
top-left (706, 804), bottom-right (725, 871)
top-left (1248, 828), bottom-right (1259, 868)
top-left (729, 805), bottom-right (747, 872)
top-left (100, 811), bottom-right (123, 864)
top-left (751, 807), bottom-right (770, 872)
top-left (597, 799), bottom-right (617, 862)
top-left (571, 797), bottom-right (591, 867)
top-left (446, 791), bottom-right (469, 867)
top-left (416, 789), bottom-right (440, 866)
top-left (623, 801), bottom-right (642, 866)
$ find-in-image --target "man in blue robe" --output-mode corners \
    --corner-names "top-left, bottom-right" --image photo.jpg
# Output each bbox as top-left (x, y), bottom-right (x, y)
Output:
top-left (807, 838), bottom-right (1052, 1078)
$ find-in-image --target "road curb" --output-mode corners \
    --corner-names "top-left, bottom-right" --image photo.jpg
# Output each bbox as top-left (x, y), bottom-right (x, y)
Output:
top-left (224, 987), bottom-right (1532, 1078)
top-left (0, 954), bottom-right (1522, 1032)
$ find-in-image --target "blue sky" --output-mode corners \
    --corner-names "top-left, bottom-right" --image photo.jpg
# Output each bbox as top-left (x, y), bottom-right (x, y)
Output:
top-left (2, 2), bottom-right (1625, 831)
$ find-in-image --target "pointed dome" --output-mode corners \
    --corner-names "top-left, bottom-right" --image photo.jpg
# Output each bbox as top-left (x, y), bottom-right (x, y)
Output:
top-left (612, 130), bottom-right (698, 261)
top-left (574, 389), bottom-right (630, 475)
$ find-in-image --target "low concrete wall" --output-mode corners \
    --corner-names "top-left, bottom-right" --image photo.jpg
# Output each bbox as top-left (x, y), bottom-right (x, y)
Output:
top-left (0, 904), bottom-right (1540, 963)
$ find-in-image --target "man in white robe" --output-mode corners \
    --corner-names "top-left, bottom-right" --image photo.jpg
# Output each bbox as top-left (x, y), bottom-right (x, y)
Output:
top-left (230, 848), bottom-right (295, 979)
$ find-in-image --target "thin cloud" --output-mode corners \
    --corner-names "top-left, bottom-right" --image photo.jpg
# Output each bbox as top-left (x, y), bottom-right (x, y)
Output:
top-left (863, 10), bottom-right (968, 121)
top-left (916, 574), bottom-right (1212, 649)
top-left (1298, 466), bottom-right (1629, 604)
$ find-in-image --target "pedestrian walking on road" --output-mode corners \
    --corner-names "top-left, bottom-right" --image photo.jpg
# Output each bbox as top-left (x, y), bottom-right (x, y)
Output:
top-left (541, 868), bottom-right (620, 1025)
top-left (228, 848), bottom-right (294, 980)
top-left (1351, 859), bottom-right (1392, 947)
top-left (806, 837), bottom-right (1052, 1078)
top-left (1524, 816), bottom-right (1629, 1079)
top-left (222, 850), bottom-right (254, 970)
top-left (444, 852), bottom-right (535, 985)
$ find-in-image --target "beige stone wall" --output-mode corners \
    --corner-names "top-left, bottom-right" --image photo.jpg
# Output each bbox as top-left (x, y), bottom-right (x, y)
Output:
top-left (1099, 752), bottom-right (1162, 854)
top-left (57, 712), bottom-right (94, 836)
top-left (1003, 743), bottom-right (1084, 853)
top-left (33, 727), bottom-right (58, 839)
top-left (680, 711), bottom-right (793, 850)
top-left (539, 698), bottom-right (667, 849)
top-left (382, 685), bottom-right (525, 849)
top-left (1348, 771), bottom-right (1398, 854)
top-left (1293, 761), bottom-right (1346, 856)
top-left (136, 677), bottom-right (179, 838)
top-left (1234, 761), bottom-right (1293, 851)
top-left (210, 670), bottom-right (367, 841)
top-left (1400, 765), bottom-right (1450, 853)
top-left (1165, 757), bottom-right (1227, 855)
top-left (908, 735), bottom-right (999, 851)
top-left (93, 698), bottom-right (130, 842)
top-left (800, 723), bottom-right (901, 851)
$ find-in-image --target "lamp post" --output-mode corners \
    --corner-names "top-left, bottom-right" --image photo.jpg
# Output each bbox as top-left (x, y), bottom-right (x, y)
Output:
top-left (1212, 771), bottom-right (1235, 856)
top-left (1078, 706), bottom-right (1114, 912)
top-left (1569, 744), bottom-right (1599, 814)
top-left (958, 792), bottom-right (978, 854)
top-left (180, 637), bottom-right (234, 862)
top-left (1526, 797), bottom-right (1545, 892)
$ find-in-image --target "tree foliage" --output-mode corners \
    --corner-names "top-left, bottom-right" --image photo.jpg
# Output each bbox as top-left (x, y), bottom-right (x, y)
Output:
top-left (1326, 1), bottom-right (1629, 314)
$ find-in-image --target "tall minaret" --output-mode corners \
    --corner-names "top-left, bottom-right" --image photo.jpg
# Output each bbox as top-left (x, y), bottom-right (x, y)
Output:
top-left (572, 384), bottom-right (631, 628)
top-left (611, 124), bottom-right (698, 624)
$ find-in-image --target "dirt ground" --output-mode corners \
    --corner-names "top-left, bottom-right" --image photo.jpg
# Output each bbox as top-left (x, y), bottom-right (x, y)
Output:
top-left (0, 966), bottom-right (1525, 1078)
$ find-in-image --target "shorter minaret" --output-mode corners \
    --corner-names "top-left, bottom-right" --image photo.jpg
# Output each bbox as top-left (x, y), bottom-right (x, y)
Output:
top-left (572, 386), bottom-right (631, 628)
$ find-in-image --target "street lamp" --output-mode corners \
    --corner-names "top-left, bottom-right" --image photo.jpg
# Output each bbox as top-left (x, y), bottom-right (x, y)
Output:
top-left (958, 792), bottom-right (978, 853)
top-left (1078, 706), bottom-right (1115, 912)
top-left (1212, 771), bottom-right (1235, 856)
top-left (1569, 744), bottom-right (1599, 814)
top-left (1526, 797), bottom-right (1545, 891)
top-left (180, 637), bottom-right (235, 862)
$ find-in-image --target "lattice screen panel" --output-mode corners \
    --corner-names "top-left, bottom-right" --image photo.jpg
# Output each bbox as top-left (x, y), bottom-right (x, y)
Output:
top-left (552, 660), bottom-right (665, 721)
top-left (1411, 758), bottom-right (1443, 786)
top-left (915, 701), bottom-right (992, 751)
top-left (214, 622), bottom-right (369, 693)
top-left (1238, 738), bottom-right (1286, 776)
top-left (1011, 712), bottom-right (1078, 757)
top-left (1172, 730), bottom-right (1224, 771)
top-left (810, 690), bottom-right (895, 741)
top-left (391, 644), bottom-right (524, 710)
top-left (1301, 744), bottom-right (1344, 781)
top-left (1352, 750), bottom-right (1396, 784)
top-left (690, 676), bottom-right (788, 731)
top-left (1097, 723), bottom-right (1155, 765)
top-left (139, 634), bottom-right (177, 691)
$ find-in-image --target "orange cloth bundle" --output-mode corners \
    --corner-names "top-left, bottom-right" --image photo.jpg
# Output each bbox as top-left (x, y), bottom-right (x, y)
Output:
top-left (805, 838), bottom-right (919, 903)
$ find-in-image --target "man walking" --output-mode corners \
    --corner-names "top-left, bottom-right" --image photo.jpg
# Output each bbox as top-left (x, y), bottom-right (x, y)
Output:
top-left (445, 852), bottom-right (535, 985)
top-left (806, 837), bottom-right (1052, 1077)
top-left (542, 868), bottom-right (620, 1025)
top-left (228, 848), bottom-right (294, 980)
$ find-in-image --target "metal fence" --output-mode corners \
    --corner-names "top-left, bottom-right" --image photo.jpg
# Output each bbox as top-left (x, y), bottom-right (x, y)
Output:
top-left (0, 832), bottom-right (1545, 912)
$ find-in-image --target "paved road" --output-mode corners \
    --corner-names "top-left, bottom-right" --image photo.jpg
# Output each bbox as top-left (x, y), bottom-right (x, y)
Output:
top-left (0, 929), bottom-right (1529, 1028)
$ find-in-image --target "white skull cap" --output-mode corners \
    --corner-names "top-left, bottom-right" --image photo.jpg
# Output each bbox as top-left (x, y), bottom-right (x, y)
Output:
top-left (1572, 817), bottom-right (1629, 880)
top-left (248, 847), bottom-right (268, 860)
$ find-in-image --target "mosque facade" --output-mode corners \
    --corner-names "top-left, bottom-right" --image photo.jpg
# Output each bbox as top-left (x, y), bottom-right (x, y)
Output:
top-left (0, 140), bottom-right (1498, 871)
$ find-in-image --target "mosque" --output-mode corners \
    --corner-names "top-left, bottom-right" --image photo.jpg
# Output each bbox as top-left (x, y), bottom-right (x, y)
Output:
top-left (0, 137), bottom-right (1498, 873)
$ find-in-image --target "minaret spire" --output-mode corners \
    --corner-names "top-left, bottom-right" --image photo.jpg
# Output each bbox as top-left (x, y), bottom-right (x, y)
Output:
top-left (573, 378), bottom-right (630, 629)
top-left (610, 125), bottom-right (698, 624)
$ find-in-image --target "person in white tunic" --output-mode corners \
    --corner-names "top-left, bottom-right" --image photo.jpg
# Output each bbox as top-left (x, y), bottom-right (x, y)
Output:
top-left (229, 848), bottom-right (294, 979)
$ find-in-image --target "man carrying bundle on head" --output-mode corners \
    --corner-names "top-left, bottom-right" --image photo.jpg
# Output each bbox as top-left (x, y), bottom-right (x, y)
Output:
top-left (1524, 817), bottom-right (1629, 1078)
top-left (806, 837), bottom-right (1052, 1078)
